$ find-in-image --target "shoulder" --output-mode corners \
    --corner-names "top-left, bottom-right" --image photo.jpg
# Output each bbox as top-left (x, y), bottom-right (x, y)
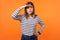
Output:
top-left (36, 15), bottom-right (40, 19)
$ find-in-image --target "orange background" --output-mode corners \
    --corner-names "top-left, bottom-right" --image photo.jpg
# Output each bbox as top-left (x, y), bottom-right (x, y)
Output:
top-left (0, 0), bottom-right (60, 40)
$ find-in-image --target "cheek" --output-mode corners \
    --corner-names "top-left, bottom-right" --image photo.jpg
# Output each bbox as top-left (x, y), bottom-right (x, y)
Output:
top-left (27, 9), bottom-right (29, 13)
top-left (31, 9), bottom-right (33, 12)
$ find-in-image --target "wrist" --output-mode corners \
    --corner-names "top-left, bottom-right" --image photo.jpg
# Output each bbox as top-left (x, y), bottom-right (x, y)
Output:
top-left (38, 32), bottom-right (41, 35)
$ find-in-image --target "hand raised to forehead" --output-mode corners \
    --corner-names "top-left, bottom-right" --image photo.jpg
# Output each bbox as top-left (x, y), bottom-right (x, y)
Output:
top-left (26, 4), bottom-right (32, 7)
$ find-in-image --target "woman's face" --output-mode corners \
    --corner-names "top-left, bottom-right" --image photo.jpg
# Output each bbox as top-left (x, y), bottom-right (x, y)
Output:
top-left (26, 4), bottom-right (33, 15)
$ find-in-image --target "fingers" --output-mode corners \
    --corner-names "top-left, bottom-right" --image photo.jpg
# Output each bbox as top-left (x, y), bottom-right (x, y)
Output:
top-left (19, 4), bottom-right (32, 9)
top-left (19, 5), bottom-right (27, 9)
top-left (34, 32), bottom-right (39, 36)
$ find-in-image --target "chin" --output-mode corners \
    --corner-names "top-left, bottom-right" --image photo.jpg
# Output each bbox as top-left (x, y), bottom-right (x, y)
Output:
top-left (29, 13), bottom-right (32, 15)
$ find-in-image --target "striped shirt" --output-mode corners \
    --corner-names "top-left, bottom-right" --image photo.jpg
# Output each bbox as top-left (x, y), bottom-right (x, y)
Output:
top-left (11, 7), bottom-right (45, 36)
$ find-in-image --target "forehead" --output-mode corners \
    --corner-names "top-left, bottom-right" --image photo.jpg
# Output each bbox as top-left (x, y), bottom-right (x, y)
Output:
top-left (26, 4), bottom-right (33, 8)
top-left (28, 4), bottom-right (32, 6)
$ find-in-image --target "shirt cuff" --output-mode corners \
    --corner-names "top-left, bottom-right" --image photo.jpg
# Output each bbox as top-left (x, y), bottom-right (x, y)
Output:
top-left (38, 31), bottom-right (41, 35)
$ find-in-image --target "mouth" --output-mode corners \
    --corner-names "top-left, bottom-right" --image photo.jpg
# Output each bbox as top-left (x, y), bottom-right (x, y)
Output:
top-left (29, 11), bottom-right (32, 12)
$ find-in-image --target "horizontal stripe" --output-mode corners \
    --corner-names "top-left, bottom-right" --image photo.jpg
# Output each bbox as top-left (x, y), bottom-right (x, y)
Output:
top-left (11, 7), bottom-right (44, 36)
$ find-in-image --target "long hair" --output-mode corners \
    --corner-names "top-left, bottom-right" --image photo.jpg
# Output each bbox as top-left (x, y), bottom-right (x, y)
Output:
top-left (24, 1), bottom-right (37, 19)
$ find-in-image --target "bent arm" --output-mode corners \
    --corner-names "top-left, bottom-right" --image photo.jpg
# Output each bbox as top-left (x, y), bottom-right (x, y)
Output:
top-left (11, 7), bottom-right (22, 20)
top-left (37, 16), bottom-right (45, 34)
top-left (11, 5), bottom-right (27, 20)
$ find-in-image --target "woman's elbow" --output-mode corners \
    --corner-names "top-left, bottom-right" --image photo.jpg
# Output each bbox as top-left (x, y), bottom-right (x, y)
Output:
top-left (42, 23), bottom-right (45, 28)
top-left (11, 15), bottom-right (17, 20)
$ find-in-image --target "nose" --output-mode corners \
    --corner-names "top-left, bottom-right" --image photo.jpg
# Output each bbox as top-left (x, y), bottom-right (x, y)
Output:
top-left (29, 8), bottom-right (32, 10)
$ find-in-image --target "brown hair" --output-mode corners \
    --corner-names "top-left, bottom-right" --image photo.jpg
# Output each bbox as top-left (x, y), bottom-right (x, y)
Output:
top-left (24, 1), bottom-right (37, 19)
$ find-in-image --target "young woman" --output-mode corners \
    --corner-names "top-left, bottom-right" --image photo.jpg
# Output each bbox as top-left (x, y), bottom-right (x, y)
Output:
top-left (11, 1), bottom-right (45, 40)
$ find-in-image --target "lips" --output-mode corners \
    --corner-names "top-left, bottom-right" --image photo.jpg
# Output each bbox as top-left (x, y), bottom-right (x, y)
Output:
top-left (29, 11), bottom-right (32, 12)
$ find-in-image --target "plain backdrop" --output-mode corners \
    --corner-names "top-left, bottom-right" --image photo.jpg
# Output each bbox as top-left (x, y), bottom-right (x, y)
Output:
top-left (0, 0), bottom-right (60, 40)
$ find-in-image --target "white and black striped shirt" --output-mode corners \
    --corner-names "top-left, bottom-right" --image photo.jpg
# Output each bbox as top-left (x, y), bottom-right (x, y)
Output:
top-left (11, 7), bottom-right (45, 36)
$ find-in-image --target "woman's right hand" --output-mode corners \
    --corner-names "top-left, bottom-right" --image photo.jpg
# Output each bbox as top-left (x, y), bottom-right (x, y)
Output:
top-left (19, 5), bottom-right (28, 9)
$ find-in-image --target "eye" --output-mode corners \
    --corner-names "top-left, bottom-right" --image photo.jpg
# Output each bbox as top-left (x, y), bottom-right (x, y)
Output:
top-left (30, 6), bottom-right (33, 8)
top-left (26, 6), bottom-right (29, 8)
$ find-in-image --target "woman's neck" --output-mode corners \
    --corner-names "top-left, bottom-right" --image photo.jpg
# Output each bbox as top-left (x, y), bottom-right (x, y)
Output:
top-left (29, 14), bottom-right (32, 18)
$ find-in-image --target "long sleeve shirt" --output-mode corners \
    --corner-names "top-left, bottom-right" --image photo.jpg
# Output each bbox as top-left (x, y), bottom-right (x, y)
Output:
top-left (11, 7), bottom-right (45, 36)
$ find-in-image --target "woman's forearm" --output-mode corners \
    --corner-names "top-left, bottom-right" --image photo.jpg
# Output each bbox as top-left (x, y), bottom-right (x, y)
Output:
top-left (11, 7), bottom-right (21, 18)
top-left (11, 5), bottom-right (27, 18)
